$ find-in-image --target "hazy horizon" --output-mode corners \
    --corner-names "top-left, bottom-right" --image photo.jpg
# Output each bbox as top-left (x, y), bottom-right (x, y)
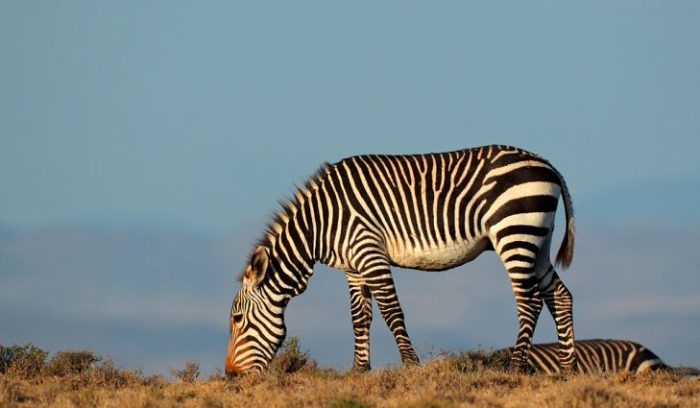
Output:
top-left (2, 220), bottom-right (699, 375)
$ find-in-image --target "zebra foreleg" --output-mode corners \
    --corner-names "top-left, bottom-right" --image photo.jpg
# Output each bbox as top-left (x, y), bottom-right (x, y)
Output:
top-left (539, 266), bottom-right (576, 374)
top-left (358, 264), bottom-right (419, 366)
top-left (345, 271), bottom-right (373, 371)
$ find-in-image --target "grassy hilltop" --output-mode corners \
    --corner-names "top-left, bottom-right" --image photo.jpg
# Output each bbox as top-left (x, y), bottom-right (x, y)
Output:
top-left (1, 339), bottom-right (699, 408)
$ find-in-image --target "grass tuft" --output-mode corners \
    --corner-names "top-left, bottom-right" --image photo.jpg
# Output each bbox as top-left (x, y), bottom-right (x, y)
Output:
top-left (170, 359), bottom-right (200, 383)
top-left (268, 336), bottom-right (317, 374)
top-left (328, 396), bottom-right (368, 408)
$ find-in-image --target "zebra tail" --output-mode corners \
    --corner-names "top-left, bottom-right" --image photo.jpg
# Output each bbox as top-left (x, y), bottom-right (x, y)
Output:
top-left (554, 166), bottom-right (575, 269)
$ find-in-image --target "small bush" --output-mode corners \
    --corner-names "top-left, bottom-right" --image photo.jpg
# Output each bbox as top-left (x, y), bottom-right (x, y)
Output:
top-left (269, 336), bottom-right (317, 374)
top-left (46, 350), bottom-right (99, 376)
top-left (675, 366), bottom-right (700, 376)
top-left (170, 359), bottom-right (200, 383)
top-left (440, 349), bottom-right (510, 373)
top-left (208, 367), bottom-right (226, 381)
top-left (142, 373), bottom-right (168, 388)
top-left (88, 358), bottom-right (142, 389)
top-left (0, 343), bottom-right (48, 377)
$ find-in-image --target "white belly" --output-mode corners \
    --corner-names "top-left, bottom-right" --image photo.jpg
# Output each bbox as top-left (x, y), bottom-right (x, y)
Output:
top-left (387, 237), bottom-right (491, 271)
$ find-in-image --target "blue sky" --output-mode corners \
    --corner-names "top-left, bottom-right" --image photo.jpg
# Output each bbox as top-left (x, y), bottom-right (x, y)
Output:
top-left (1, 1), bottom-right (699, 375)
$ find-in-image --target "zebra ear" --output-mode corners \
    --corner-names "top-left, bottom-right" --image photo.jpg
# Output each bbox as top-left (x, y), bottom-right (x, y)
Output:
top-left (244, 246), bottom-right (269, 287)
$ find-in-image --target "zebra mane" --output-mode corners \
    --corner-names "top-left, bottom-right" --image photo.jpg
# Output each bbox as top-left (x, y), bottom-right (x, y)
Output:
top-left (237, 162), bottom-right (332, 282)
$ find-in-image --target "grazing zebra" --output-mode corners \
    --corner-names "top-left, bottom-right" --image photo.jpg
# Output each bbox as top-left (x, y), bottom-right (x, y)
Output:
top-left (496, 339), bottom-right (670, 374)
top-left (226, 145), bottom-right (576, 375)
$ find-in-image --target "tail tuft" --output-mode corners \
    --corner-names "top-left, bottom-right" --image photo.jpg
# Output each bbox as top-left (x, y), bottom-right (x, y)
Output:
top-left (552, 164), bottom-right (575, 269)
top-left (555, 217), bottom-right (575, 269)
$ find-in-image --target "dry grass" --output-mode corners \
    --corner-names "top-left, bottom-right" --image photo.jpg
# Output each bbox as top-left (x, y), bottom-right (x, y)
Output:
top-left (1, 341), bottom-right (698, 407)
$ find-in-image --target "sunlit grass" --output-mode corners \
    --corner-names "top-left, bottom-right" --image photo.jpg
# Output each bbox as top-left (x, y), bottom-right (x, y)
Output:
top-left (1, 340), bottom-right (698, 407)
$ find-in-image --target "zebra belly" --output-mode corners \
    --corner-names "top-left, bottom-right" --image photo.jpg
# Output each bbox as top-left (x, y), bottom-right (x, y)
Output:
top-left (387, 237), bottom-right (491, 271)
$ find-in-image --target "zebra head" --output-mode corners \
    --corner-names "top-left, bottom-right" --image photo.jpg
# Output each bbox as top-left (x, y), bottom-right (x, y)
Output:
top-left (225, 246), bottom-right (287, 376)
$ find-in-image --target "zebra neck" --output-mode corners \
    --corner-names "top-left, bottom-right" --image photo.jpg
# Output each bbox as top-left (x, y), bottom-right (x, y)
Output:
top-left (266, 210), bottom-right (317, 298)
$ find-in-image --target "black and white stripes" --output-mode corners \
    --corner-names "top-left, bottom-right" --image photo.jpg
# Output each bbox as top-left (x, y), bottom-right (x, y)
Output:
top-left (225, 145), bottom-right (576, 375)
top-left (498, 339), bottom-right (669, 374)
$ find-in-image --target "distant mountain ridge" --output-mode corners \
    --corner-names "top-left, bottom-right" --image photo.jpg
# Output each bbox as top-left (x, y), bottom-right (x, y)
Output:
top-left (1, 221), bottom-right (699, 374)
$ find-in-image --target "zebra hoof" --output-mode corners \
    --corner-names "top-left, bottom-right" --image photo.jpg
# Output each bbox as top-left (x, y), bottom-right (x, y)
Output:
top-left (507, 359), bottom-right (527, 374)
top-left (351, 364), bottom-right (371, 373)
top-left (559, 365), bottom-right (576, 375)
top-left (401, 356), bottom-right (420, 367)
top-left (507, 365), bottom-right (525, 374)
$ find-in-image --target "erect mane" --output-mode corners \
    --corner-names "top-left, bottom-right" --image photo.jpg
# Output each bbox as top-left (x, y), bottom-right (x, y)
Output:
top-left (237, 162), bottom-right (331, 282)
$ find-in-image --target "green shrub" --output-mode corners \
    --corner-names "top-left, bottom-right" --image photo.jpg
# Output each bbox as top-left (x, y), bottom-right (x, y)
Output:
top-left (441, 348), bottom-right (510, 373)
top-left (0, 343), bottom-right (49, 377)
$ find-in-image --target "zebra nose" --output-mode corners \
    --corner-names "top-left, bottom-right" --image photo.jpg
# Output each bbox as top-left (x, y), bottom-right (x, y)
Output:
top-left (225, 360), bottom-right (242, 377)
top-left (225, 345), bottom-right (237, 377)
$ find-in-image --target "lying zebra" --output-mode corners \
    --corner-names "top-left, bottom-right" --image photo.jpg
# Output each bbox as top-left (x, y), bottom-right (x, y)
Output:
top-left (496, 339), bottom-right (669, 374)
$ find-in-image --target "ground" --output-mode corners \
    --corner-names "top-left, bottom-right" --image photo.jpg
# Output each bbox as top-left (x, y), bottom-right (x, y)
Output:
top-left (1, 341), bottom-right (698, 407)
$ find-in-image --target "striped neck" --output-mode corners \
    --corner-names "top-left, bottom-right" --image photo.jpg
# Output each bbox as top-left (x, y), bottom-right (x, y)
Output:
top-left (253, 164), bottom-right (333, 300)
top-left (257, 188), bottom-right (321, 300)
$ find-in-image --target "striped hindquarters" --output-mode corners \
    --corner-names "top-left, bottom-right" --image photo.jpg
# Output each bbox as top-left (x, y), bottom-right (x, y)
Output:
top-left (324, 145), bottom-right (573, 271)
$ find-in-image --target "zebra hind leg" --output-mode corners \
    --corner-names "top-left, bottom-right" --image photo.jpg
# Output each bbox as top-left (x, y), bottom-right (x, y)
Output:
top-left (492, 233), bottom-right (545, 373)
top-left (538, 265), bottom-right (576, 374)
top-left (345, 271), bottom-right (373, 371)
top-left (508, 274), bottom-right (544, 372)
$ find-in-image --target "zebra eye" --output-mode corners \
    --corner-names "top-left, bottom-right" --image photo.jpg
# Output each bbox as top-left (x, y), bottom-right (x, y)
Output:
top-left (232, 313), bottom-right (243, 324)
